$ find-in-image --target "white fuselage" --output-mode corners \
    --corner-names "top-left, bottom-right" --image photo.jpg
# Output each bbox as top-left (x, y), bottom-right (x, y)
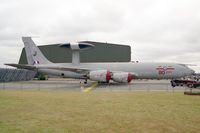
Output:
top-left (37, 62), bottom-right (194, 79)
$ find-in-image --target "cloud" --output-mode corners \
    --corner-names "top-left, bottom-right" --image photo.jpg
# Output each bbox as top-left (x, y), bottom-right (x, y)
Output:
top-left (0, 0), bottom-right (200, 72)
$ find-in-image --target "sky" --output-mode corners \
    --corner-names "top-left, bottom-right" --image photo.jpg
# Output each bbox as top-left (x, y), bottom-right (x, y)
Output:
top-left (0, 0), bottom-right (200, 72)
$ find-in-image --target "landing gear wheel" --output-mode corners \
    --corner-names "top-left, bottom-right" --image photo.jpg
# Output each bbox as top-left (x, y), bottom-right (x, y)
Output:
top-left (187, 84), bottom-right (193, 88)
top-left (84, 79), bottom-right (87, 84)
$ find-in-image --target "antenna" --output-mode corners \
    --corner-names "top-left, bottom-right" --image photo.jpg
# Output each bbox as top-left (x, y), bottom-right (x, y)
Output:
top-left (59, 42), bottom-right (94, 65)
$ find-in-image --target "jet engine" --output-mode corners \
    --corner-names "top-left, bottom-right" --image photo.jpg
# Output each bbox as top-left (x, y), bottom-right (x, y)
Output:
top-left (89, 70), bottom-right (111, 82)
top-left (112, 72), bottom-right (132, 83)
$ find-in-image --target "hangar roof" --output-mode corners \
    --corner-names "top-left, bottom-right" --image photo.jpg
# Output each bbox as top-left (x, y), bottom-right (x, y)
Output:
top-left (19, 41), bottom-right (131, 64)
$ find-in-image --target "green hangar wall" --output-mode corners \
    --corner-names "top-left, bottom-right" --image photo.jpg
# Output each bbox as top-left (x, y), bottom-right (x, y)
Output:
top-left (18, 41), bottom-right (131, 64)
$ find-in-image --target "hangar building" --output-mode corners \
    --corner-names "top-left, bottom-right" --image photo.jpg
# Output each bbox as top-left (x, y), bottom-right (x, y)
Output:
top-left (19, 41), bottom-right (131, 64)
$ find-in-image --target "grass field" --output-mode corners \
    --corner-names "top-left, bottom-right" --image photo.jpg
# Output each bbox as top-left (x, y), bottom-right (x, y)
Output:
top-left (0, 90), bottom-right (200, 133)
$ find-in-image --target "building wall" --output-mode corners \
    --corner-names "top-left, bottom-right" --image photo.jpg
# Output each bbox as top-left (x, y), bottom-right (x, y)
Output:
top-left (19, 41), bottom-right (131, 64)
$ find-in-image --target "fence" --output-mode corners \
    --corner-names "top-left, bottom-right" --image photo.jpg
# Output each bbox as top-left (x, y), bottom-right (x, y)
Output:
top-left (0, 68), bottom-right (36, 82)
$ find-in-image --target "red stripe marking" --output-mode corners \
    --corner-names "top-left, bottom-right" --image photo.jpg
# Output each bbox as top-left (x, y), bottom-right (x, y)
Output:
top-left (106, 70), bottom-right (111, 82)
top-left (127, 73), bottom-right (132, 83)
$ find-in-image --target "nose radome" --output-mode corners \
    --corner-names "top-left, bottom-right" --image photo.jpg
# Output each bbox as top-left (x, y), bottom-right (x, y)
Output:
top-left (190, 69), bottom-right (195, 75)
top-left (185, 67), bottom-right (195, 75)
top-left (179, 64), bottom-right (195, 76)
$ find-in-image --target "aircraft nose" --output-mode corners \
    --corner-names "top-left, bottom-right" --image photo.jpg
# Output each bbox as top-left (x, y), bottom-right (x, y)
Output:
top-left (184, 67), bottom-right (195, 75)
top-left (179, 64), bottom-right (195, 76)
top-left (189, 69), bottom-right (195, 75)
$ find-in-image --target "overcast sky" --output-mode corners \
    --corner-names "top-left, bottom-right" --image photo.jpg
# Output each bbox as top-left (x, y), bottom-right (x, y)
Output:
top-left (0, 0), bottom-right (200, 72)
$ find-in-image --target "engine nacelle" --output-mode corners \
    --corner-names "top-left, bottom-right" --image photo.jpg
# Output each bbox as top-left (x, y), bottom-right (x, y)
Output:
top-left (112, 72), bottom-right (132, 83)
top-left (89, 70), bottom-right (111, 82)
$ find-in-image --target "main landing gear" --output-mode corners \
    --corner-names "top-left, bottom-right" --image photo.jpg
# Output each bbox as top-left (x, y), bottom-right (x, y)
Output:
top-left (84, 79), bottom-right (88, 84)
top-left (80, 79), bottom-right (88, 84)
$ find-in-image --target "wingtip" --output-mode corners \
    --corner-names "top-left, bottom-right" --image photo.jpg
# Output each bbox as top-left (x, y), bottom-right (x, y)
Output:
top-left (4, 63), bottom-right (17, 66)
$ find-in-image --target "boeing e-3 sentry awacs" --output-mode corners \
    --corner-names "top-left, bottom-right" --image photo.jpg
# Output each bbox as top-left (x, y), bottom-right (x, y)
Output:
top-left (6, 37), bottom-right (195, 84)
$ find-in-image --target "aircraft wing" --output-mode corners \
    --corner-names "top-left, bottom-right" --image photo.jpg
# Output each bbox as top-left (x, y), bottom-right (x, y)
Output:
top-left (50, 67), bottom-right (138, 78)
top-left (45, 66), bottom-right (139, 78)
top-left (5, 64), bottom-right (138, 79)
top-left (38, 66), bottom-right (91, 73)
top-left (5, 64), bottom-right (36, 70)
top-left (5, 64), bottom-right (90, 73)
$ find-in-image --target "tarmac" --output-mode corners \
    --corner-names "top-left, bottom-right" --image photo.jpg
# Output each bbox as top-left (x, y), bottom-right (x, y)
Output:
top-left (0, 78), bottom-right (186, 92)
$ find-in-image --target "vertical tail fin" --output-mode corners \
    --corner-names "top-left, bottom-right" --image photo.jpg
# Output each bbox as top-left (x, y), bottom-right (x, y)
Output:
top-left (22, 37), bottom-right (52, 65)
